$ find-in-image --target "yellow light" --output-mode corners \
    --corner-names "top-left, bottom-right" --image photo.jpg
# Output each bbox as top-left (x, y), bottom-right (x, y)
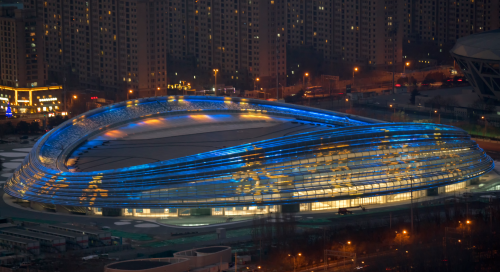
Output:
top-left (298, 253), bottom-right (302, 256)
top-left (390, 105), bottom-right (393, 107)
top-left (305, 73), bottom-right (309, 76)
top-left (434, 110), bottom-right (437, 113)
top-left (256, 78), bottom-right (260, 81)
top-left (482, 116), bottom-right (485, 119)
top-left (403, 230), bottom-right (407, 234)
top-left (157, 87), bottom-right (160, 90)
top-left (406, 62), bottom-right (410, 66)
top-left (346, 98), bottom-right (349, 102)
top-left (354, 67), bottom-right (358, 71)
top-left (467, 220), bottom-right (470, 224)
top-left (129, 90), bottom-right (133, 93)
top-left (73, 95), bottom-right (77, 99)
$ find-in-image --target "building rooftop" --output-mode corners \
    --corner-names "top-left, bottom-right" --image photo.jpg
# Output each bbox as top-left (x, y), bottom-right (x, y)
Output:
top-left (196, 247), bottom-right (228, 254)
top-left (107, 260), bottom-right (171, 271)
top-left (451, 29), bottom-right (500, 60)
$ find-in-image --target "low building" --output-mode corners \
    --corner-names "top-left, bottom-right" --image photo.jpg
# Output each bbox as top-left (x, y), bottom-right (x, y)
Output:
top-left (173, 246), bottom-right (231, 270)
top-left (105, 258), bottom-right (190, 272)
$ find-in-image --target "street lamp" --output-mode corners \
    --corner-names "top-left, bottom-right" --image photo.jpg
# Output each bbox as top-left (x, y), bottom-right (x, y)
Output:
top-left (353, 67), bottom-right (358, 87)
top-left (404, 62), bottom-right (410, 74)
top-left (482, 116), bottom-right (488, 137)
top-left (254, 77), bottom-right (260, 92)
top-left (213, 69), bottom-right (219, 95)
top-left (434, 110), bottom-right (440, 124)
top-left (288, 253), bottom-right (302, 272)
top-left (303, 73), bottom-right (309, 89)
top-left (156, 87), bottom-right (160, 97)
top-left (127, 89), bottom-right (133, 100)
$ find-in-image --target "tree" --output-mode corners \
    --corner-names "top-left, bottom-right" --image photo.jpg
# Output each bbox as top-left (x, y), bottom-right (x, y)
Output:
top-left (423, 72), bottom-right (445, 84)
top-left (469, 98), bottom-right (495, 112)
top-left (15, 121), bottom-right (30, 135)
top-left (284, 89), bottom-right (305, 103)
top-left (426, 95), bottom-right (458, 109)
top-left (29, 121), bottom-right (40, 134)
top-left (48, 115), bottom-right (69, 128)
top-left (409, 89), bottom-right (420, 105)
top-left (3, 122), bottom-right (14, 134)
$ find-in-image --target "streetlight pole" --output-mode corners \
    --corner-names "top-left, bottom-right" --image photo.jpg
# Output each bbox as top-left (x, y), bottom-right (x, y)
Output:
top-left (404, 62), bottom-right (410, 74)
top-left (482, 116), bottom-right (487, 137)
top-left (213, 69), bottom-right (219, 95)
top-left (127, 90), bottom-right (133, 100)
top-left (435, 110), bottom-right (440, 124)
top-left (288, 253), bottom-right (301, 272)
top-left (410, 176), bottom-right (414, 232)
top-left (156, 87), bottom-right (160, 97)
top-left (352, 67), bottom-right (358, 87)
top-left (254, 78), bottom-right (260, 92)
top-left (303, 73), bottom-right (309, 90)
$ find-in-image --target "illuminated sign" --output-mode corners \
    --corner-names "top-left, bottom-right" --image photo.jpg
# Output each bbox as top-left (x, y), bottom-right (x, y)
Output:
top-left (39, 97), bottom-right (57, 102)
top-left (18, 100), bottom-right (30, 103)
top-left (0, 97), bottom-right (8, 101)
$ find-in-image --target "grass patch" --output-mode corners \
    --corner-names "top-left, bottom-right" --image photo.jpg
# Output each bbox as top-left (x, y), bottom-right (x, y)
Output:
top-left (299, 218), bottom-right (332, 224)
top-left (110, 230), bottom-right (153, 241)
top-left (142, 233), bottom-right (217, 248)
top-left (227, 228), bottom-right (252, 238)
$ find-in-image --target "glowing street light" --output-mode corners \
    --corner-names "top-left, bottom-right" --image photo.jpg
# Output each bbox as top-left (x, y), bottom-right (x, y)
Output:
top-left (288, 253), bottom-right (302, 272)
top-left (303, 73), bottom-right (309, 89)
top-left (213, 69), bottom-right (219, 94)
top-left (353, 67), bottom-right (358, 86)
top-left (434, 110), bottom-right (440, 124)
top-left (127, 90), bottom-right (133, 100)
top-left (254, 77), bottom-right (260, 91)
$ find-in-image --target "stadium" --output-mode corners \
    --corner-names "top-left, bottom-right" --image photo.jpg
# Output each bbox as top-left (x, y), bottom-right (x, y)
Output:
top-left (451, 29), bottom-right (500, 102)
top-left (4, 96), bottom-right (494, 217)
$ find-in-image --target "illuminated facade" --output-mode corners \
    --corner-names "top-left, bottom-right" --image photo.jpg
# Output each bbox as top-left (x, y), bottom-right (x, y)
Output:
top-left (5, 96), bottom-right (493, 217)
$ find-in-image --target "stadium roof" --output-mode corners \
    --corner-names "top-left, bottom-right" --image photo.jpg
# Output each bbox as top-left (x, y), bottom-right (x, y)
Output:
top-left (451, 29), bottom-right (500, 60)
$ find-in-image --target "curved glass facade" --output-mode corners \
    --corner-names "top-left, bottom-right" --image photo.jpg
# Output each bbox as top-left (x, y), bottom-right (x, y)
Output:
top-left (4, 96), bottom-right (493, 212)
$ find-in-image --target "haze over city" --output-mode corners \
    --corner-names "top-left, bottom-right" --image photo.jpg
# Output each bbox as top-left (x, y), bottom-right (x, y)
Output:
top-left (0, 0), bottom-right (500, 271)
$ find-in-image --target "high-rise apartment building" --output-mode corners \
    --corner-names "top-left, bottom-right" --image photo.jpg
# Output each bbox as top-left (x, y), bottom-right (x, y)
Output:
top-left (29, 0), bottom-right (167, 98)
top-left (30, 0), bottom-right (287, 95)
top-left (0, 6), bottom-right (46, 88)
top-left (286, 0), bottom-right (403, 69)
top-left (169, 0), bottom-right (287, 86)
top-left (404, 0), bottom-right (500, 45)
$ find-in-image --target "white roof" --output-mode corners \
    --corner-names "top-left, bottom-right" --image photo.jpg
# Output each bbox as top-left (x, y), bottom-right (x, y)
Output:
top-left (451, 29), bottom-right (500, 60)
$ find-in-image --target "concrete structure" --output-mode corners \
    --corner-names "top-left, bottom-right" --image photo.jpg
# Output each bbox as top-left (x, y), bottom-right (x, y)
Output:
top-left (0, 234), bottom-right (39, 256)
top-left (451, 29), bottom-right (500, 103)
top-left (105, 258), bottom-right (190, 272)
top-left (0, 229), bottom-right (65, 253)
top-left (173, 246), bottom-right (231, 270)
top-left (4, 96), bottom-right (493, 217)
top-left (24, 226), bottom-right (89, 249)
top-left (47, 225), bottom-right (111, 246)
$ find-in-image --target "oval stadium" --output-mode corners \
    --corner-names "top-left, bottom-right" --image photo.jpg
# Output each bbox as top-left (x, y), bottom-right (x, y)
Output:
top-left (4, 96), bottom-right (494, 217)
